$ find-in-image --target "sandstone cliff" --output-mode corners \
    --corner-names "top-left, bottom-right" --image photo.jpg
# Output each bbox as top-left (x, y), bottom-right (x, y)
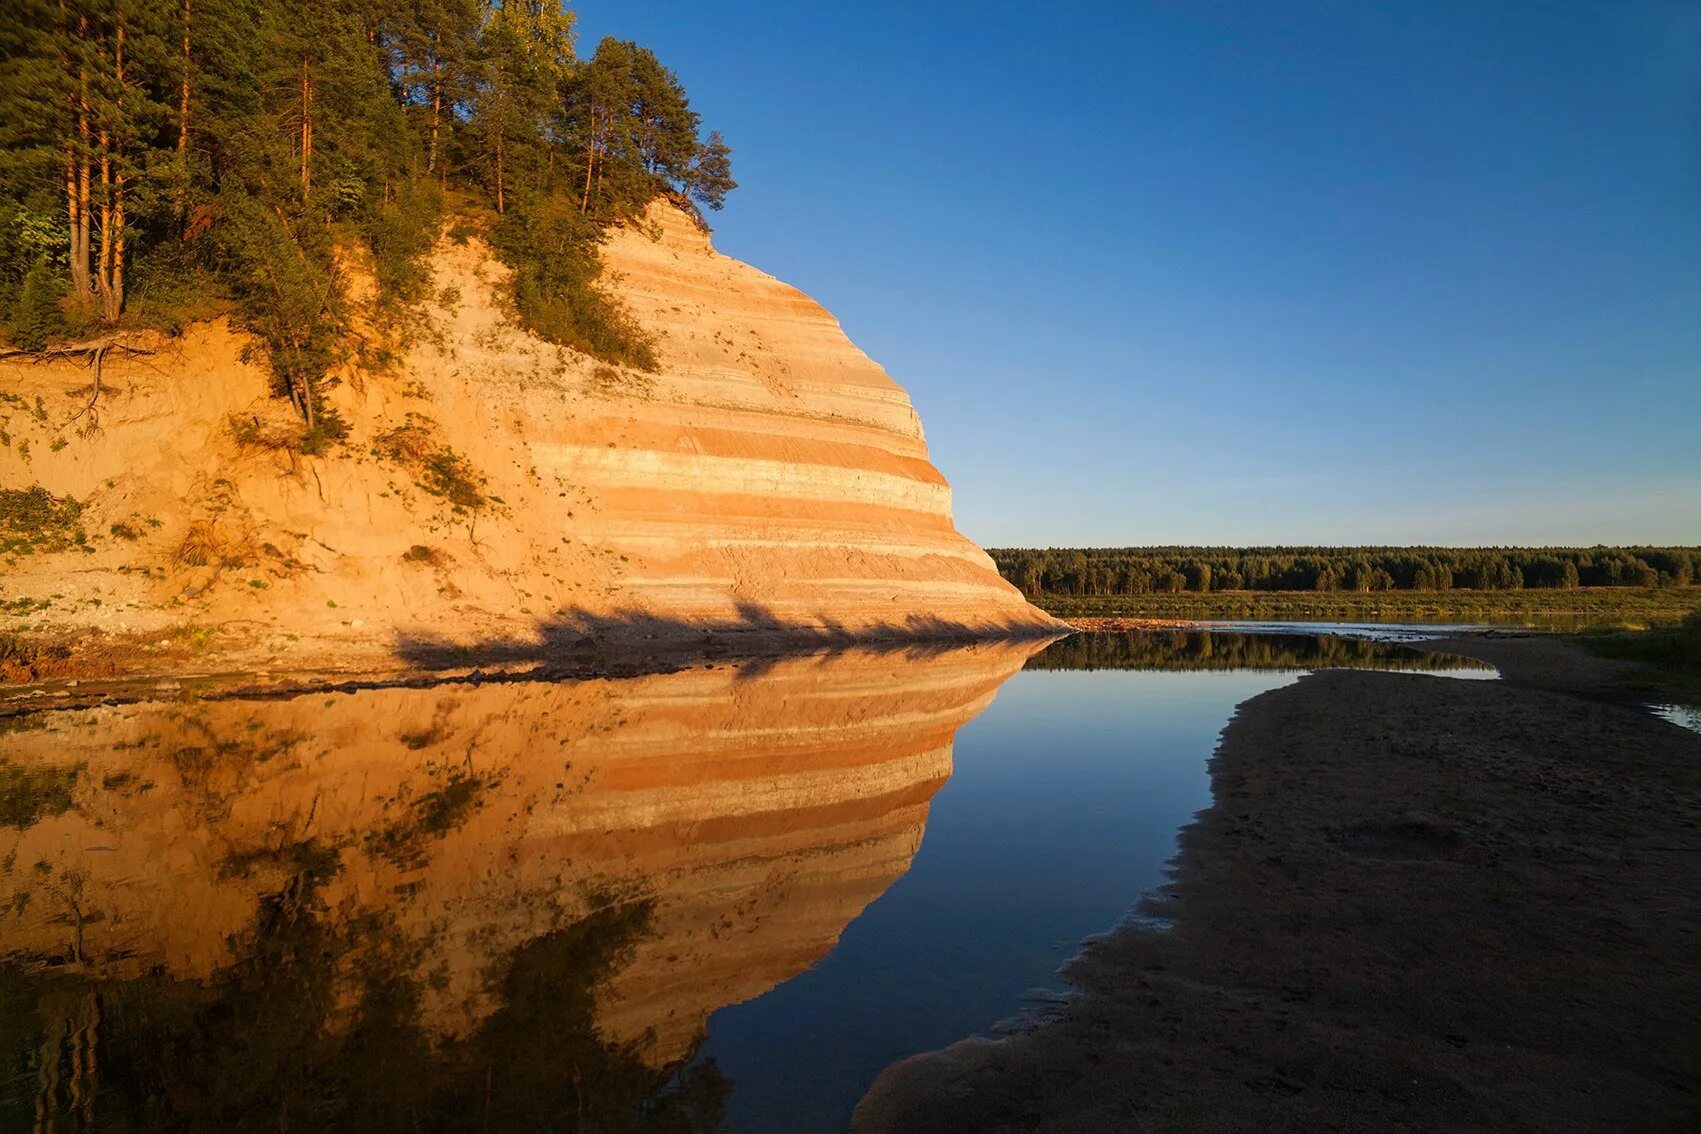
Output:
top-left (0, 203), bottom-right (1055, 675)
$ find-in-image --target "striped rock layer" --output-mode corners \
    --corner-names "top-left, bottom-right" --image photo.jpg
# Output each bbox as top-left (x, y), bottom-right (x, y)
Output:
top-left (0, 202), bottom-right (1055, 668)
top-left (0, 642), bottom-right (1040, 1069)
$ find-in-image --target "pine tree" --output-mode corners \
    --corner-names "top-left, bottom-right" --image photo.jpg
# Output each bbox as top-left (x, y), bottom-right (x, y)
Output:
top-left (390, 0), bottom-right (482, 183)
top-left (474, 0), bottom-right (575, 214)
top-left (687, 129), bottom-right (736, 212)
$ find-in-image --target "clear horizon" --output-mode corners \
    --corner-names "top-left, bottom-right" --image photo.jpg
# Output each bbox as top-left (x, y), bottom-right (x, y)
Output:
top-left (577, 0), bottom-right (1700, 547)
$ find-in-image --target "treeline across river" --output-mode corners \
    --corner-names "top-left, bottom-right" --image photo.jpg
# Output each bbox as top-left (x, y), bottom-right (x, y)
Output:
top-left (991, 546), bottom-right (1701, 596)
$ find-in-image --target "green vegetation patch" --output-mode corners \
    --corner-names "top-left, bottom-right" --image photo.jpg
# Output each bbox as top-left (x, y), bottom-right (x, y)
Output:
top-left (0, 486), bottom-right (87, 556)
top-left (489, 199), bottom-right (658, 370)
top-left (376, 418), bottom-right (488, 513)
top-left (1581, 611), bottom-right (1701, 673)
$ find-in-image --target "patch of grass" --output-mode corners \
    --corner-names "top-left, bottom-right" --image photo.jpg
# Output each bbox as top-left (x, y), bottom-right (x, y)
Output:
top-left (229, 413), bottom-right (309, 454)
top-left (397, 723), bottom-right (443, 750)
top-left (123, 248), bottom-right (231, 335)
top-left (163, 623), bottom-right (219, 650)
top-left (582, 362), bottom-right (657, 400)
top-left (1580, 610), bottom-right (1701, 673)
top-left (230, 404), bottom-right (349, 459)
top-left (375, 416), bottom-right (488, 513)
top-left (219, 837), bottom-right (343, 883)
top-left (109, 521), bottom-right (141, 541)
top-left (419, 448), bottom-right (484, 510)
top-left (0, 486), bottom-right (87, 556)
top-left (373, 415), bottom-right (438, 463)
top-left (446, 216), bottom-right (479, 245)
top-left (171, 520), bottom-right (252, 569)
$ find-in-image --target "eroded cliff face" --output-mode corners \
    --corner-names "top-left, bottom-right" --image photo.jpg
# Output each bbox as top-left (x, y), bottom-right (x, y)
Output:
top-left (0, 643), bottom-right (1040, 1097)
top-left (0, 203), bottom-right (1055, 674)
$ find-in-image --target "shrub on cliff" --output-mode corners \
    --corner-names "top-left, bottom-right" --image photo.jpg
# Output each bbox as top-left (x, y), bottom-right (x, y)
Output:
top-left (493, 196), bottom-right (657, 371)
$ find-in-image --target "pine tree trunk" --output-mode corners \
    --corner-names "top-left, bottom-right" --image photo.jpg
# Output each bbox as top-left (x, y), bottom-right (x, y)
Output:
top-left (581, 110), bottom-right (595, 212)
top-left (97, 23), bottom-right (126, 322)
top-left (76, 120), bottom-right (92, 305)
top-left (97, 130), bottom-right (112, 312)
top-left (428, 72), bottom-right (442, 174)
top-left (492, 83), bottom-right (506, 215)
top-left (70, 17), bottom-right (94, 308)
top-left (300, 60), bottom-right (313, 203)
top-left (177, 0), bottom-right (191, 228)
top-left (108, 168), bottom-right (125, 323)
top-left (65, 143), bottom-right (88, 302)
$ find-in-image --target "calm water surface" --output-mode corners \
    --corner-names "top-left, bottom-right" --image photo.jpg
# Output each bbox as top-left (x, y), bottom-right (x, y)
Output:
top-left (0, 631), bottom-right (1490, 1131)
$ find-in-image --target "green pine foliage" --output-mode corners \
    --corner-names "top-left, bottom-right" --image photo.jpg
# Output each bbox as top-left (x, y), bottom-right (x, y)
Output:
top-left (0, 0), bottom-right (735, 415)
top-left (992, 546), bottom-right (1701, 597)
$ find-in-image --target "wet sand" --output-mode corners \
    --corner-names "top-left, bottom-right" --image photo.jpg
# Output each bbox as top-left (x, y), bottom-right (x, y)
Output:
top-left (856, 635), bottom-right (1701, 1132)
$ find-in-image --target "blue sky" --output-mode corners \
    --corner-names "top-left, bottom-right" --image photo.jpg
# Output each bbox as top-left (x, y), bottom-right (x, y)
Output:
top-left (579, 1), bottom-right (1701, 547)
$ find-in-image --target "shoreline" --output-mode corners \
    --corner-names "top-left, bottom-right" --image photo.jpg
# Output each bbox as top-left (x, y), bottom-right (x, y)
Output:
top-left (1024, 585), bottom-right (1700, 628)
top-left (0, 622), bottom-right (1068, 716)
top-left (855, 635), bottom-right (1701, 1131)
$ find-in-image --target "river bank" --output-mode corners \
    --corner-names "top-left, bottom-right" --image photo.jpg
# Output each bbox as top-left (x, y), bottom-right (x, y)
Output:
top-left (855, 634), bottom-right (1701, 1132)
top-left (1030, 586), bottom-right (1700, 628)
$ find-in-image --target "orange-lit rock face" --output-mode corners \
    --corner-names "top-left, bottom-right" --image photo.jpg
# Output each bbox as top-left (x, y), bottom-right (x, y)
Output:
top-left (0, 642), bottom-right (1039, 1069)
top-left (0, 202), bottom-right (1055, 670)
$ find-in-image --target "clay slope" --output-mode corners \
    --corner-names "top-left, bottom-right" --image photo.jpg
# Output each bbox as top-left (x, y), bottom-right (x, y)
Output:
top-left (0, 202), bottom-right (1055, 674)
top-left (0, 643), bottom-right (1039, 1069)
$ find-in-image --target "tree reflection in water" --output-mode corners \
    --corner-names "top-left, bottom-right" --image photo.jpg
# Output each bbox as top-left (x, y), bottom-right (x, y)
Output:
top-left (4, 855), bottom-right (728, 1132)
top-left (1026, 630), bottom-right (1491, 673)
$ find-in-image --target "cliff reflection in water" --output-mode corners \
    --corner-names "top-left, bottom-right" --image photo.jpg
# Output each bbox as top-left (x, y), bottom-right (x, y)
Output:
top-left (0, 641), bottom-right (1042, 1130)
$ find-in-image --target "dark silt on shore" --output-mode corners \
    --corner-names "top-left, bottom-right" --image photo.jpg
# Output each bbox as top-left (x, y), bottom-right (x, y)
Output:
top-left (856, 635), bottom-right (1701, 1132)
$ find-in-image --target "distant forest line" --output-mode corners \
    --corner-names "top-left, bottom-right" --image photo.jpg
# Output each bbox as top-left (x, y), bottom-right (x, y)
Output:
top-left (1028, 589), bottom-right (1698, 628)
top-left (991, 546), bottom-right (1701, 596)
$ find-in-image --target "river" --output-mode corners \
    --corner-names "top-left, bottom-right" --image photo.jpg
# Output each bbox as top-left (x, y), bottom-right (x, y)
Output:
top-left (0, 630), bottom-right (1492, 1130)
